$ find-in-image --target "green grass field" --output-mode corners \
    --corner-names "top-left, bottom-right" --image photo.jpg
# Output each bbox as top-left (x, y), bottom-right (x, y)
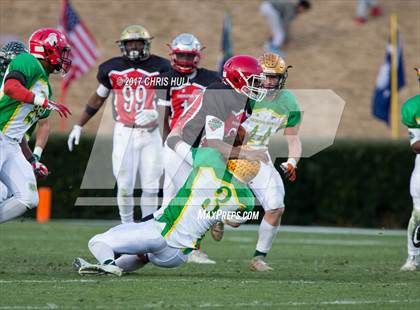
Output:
top-left (0, 220), bottom-right (419, 309)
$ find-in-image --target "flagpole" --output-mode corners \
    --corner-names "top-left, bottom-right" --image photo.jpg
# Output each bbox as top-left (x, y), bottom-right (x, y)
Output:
top-left (390, 14), bottom-right (398, 139)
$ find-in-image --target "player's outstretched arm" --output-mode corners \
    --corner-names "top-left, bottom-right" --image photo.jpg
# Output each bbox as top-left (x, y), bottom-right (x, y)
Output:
top-left (68, 91), bottom-right (107, 151)
top-left (280, 125), bottom-right (302, 182)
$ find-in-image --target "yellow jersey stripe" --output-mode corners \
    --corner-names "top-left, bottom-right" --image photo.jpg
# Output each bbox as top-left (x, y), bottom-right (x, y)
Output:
top-left (2, 103), bottom-right (22, 134)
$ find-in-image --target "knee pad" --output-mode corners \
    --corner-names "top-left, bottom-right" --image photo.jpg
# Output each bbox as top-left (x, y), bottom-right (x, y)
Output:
top-left (263, 195), bottom-right (285, 211)
top-left (267, 207), bottom-right (285, 217)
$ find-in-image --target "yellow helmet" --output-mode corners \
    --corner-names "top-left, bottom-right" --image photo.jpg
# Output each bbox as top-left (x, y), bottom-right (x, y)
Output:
top-left (259, 53), bottom-right (291, 91)
top-left (116, 25), bottom-right (153, 61)
top-left (260, 53), bottom-right (287, 75)
top-left (415, 67), bottom-right (420, 82)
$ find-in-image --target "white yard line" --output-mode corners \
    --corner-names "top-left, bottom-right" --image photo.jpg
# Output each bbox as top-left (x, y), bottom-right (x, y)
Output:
top-left (0, 278), bottom-right (410, 286)
top-left (0, 305), bottom-right (57, 310)
top-left (2, 299), bottom-right (419, 309)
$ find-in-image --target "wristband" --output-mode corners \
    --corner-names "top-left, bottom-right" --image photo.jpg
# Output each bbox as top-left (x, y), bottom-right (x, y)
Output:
top-left (286, 158), bottom-right (297, 168)
top-left (33, 94), bottom-right (46, 107)
top-left (85, 105), bottom-right (99, 116)
top-left (33, 146), bottom-right (43, 160)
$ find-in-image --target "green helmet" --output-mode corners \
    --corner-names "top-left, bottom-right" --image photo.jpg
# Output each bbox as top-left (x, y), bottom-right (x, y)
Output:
top-left (116, 25), bottom-right (153, 61)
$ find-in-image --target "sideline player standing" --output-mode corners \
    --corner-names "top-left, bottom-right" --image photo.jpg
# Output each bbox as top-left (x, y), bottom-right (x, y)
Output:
top-left (156, 33), bottom-right (220, 264)
top-left (400, 68), bottom-right (420, 271)
top-left (0, 28), bottom-right (71, 223)
top-left (242, 53), bottom-right (302, 271)
top-left (67, 25), bottom-right (170, 223)
top-left (0, 41), bottom-right (50, 201)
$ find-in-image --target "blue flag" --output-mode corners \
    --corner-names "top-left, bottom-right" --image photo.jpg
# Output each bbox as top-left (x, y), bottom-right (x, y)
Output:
top-left (218, 14), bottom-right (233, 76)
top-left (372, 32), bottom-right (405, 123)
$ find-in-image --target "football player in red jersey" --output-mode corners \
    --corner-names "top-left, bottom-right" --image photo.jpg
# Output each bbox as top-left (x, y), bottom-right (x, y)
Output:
top-left (67, 25), bottom-right (170, 223)
top-left (156, 34), bottom-right (220, 264)
top-left (155, 55), bottom-right (268, 264)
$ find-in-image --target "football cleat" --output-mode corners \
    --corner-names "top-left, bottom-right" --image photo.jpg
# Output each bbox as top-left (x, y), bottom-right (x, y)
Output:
top-left (400, 255), bottom-right (419, 271)
top-left (74, 257), bottom-right (123, 276)
top-left (210, 222), bottom-right (224, 242)
top-left (187, 250), bottom-right (216, 264)
top-left (250, 256), bottom-right (273, 272)
top-left (74, 257), bottom-right (104, 275)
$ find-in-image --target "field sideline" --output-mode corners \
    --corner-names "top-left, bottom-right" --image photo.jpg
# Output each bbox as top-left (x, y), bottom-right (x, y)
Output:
top-left (0, 220), bottom-right (418, 309)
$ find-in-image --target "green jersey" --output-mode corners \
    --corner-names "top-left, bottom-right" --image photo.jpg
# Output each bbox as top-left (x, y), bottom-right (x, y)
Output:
top-left (0, 53), bottom-right (51, 142)
top-left (155, 147), bottom-right (254, 251)
top-left (243, 89), bottom-right (301, 147)
top-left (401, 94), bottom-right (420, 129)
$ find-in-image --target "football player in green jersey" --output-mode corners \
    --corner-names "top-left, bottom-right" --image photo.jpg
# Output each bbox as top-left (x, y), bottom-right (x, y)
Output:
top-left (0, 28), bottom-right (71, 223)
top-left (74, 147), bottom-right (255, 276)
top-left (0, 41), bottom-right (50, 201)
top-left (241, 53), bottom-right (302, 271)
top-left (400, 68), bottom-right (420, 271)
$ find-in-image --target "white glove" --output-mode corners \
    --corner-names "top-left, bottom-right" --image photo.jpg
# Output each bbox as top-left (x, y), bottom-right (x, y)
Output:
top-left (280, 158), bottom-right (297, 182)
top-left (135, 109), bottom-right (158, 126)
top-left (68, 125), bottom-right (82, 151)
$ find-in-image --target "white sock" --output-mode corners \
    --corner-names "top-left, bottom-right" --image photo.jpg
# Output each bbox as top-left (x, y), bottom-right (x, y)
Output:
top-left (88, 240), bottom-right (115, 264)
top-left (140, 192), bottom-right (158, 218)
top-left (117, 191), bottom-right (134, 223)
top-left (256, 218), bottom-right (279, 254)
top-left (0, 198), bottom-right (28, 224)
top-left (115, 254), bottom-right (147, 272)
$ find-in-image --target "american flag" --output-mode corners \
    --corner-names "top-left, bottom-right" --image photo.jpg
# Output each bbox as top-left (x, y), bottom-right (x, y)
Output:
top-left (60, 0), bottom-right (98, 95)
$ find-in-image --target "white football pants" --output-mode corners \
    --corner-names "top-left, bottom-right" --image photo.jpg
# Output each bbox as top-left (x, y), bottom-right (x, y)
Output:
top-left (112, 122), bottom-right (163, 222)
top-left (88, 219), bottom-right (188, 269)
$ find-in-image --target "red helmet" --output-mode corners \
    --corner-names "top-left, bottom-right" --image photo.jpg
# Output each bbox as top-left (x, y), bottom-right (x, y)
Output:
top-left (29, 28), bottom-right (72, 74)
top-left (169, 33), bottom-right (202, 74)
top-left (222, 55), bottom-right (267, 101)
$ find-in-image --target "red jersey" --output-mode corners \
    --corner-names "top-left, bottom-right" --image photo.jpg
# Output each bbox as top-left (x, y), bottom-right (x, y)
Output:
top-left (97, 55), bottom-right (170, 125)
top-left (156, 68), bottom-right (220, 129)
